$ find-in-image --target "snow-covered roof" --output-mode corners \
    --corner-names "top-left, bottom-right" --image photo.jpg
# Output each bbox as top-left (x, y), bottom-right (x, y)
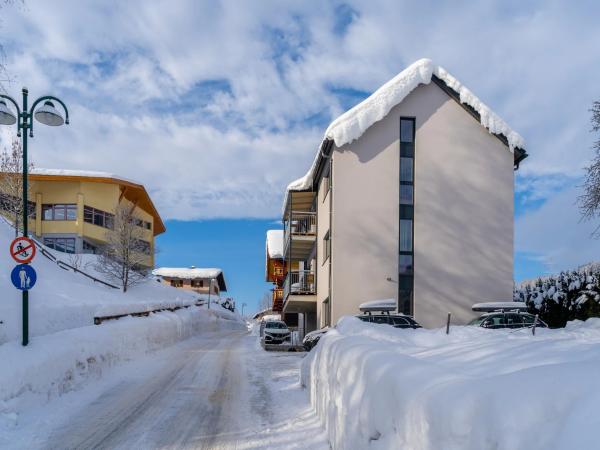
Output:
top-left (31, 168), bottom-right (141, 186)
top-left (285, 58), bottom-right (526, 200)
top-left (153, 267), bottom-right (222, 279)
top-left (472, 302), bottom-right (527, 312)
top-left (359, 298), bottom-right (397, 312)
top-left (266, 229), bottom-right (284, 259)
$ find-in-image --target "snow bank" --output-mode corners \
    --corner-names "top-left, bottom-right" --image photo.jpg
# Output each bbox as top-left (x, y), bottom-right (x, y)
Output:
top-left (0, 219), bottom-right (202, 344)
top-left (0, 307), bottom-right (245, 418)
top-left (266, 229), bottom-right (284, 259)
top-left (302, 316), bottom-right (600, 450)
top-left (285, 58), bottom-right (525, 204)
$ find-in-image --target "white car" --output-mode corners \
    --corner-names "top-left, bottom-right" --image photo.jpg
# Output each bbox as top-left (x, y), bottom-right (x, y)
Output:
top-left (261, 320), bottom-right (291, 345)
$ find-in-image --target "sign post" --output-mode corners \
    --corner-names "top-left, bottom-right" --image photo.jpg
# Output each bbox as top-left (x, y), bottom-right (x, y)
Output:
top-left (10, 237), bottom-right (37, 346)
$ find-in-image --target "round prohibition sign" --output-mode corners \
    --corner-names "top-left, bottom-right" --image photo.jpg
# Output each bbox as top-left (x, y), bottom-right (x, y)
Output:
top-left (10, 237), bottom-right (36, 264)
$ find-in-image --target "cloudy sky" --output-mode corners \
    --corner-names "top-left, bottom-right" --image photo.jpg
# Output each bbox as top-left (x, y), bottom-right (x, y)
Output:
top-left (1, 0), bottom-right (599, 307)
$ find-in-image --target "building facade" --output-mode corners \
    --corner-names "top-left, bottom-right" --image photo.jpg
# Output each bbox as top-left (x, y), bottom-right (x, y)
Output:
top-left (6, 169), bottom-right (164, 267)
top-left (153, 267), bottom-right (227, 296)
top-left (280, 59), bottom-right (528, 331)
top-left (265, 230), bottom-right (285, 312)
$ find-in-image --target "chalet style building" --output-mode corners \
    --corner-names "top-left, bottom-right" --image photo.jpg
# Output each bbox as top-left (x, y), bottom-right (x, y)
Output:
top-left (153, 267), bottom-right (227, 296)
top-left (280, 58), bottom-right (528, 331)
top-left (265, 230), bottom-right (285, 312)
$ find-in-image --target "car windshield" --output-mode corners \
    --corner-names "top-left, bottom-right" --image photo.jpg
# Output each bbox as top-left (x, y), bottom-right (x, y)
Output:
top-left (265, 322), bottom-right (287, 329)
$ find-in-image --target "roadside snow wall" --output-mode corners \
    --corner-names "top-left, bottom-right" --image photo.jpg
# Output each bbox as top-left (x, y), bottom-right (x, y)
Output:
top-left (301, 316), bottom-right (600, 450)
top-left (0, 307), bottom-right (244, 412)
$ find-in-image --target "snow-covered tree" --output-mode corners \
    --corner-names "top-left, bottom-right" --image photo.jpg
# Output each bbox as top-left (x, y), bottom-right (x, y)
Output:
top-left (0, 138), bottom-right (34, 237)
top-left (515, 263), bottom-right (600, 327)
top-left (579, 101), bottom-right (600, 236)
top-left (94, 204), bottom-right (152, 292)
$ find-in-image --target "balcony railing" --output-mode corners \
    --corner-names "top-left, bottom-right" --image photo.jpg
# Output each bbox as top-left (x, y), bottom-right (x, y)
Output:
top-left (284, 211), bottom-right (317, 244)
top-left (283, 270), bottom-right (316, 300)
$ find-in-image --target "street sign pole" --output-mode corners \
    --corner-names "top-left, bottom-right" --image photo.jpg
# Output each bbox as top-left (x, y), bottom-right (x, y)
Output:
top-left (21, 88), bottom-right (29, 347)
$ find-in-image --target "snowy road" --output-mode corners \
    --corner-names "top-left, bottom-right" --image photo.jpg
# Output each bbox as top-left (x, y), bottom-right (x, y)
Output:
top-left (7, 331), bottom-right (328, 450)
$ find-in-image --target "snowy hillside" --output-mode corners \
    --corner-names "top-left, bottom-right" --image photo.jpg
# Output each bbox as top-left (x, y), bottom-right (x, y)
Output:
top-left (302, 317), bottom-right (600, 450)
top-left (0, 219), bottom-right (202, 344)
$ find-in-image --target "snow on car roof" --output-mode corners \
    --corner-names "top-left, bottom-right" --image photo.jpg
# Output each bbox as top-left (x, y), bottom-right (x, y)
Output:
top-left (472, 302), bottom-right (528, 312)
top-left (359, 298), bottom-right (397, 312)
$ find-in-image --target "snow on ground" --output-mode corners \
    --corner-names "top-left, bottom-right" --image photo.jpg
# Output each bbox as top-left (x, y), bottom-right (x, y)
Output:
top-left (302, 316), bottom-right (600, 450)
top-left (0, 218), bottom-right (204, 344)
top-left (1, 326), bottom-right (327, 449)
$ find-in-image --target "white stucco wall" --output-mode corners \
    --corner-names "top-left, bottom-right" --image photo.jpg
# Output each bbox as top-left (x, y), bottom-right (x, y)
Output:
top-left (330, 82), bottom-right (514, 327)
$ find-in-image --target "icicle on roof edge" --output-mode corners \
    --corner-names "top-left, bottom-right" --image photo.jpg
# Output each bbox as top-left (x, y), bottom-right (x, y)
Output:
top-left (284, 58), bottom-right (525, 210)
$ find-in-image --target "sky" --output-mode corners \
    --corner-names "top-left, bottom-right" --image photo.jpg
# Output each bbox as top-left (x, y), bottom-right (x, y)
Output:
top-left (0, 0), bottom-right (599, 312)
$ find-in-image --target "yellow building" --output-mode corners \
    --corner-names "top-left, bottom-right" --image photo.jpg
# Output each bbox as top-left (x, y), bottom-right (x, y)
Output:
top-left (26, 169), bottom-right (165, 267)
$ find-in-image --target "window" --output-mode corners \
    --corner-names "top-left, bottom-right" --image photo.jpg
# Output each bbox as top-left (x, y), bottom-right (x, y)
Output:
top-left (191, 280), bottom-right (204, 288)
top-left (44, 237), bottom-right (76, 254)
top-left (399, 117), bottom-right (415, 315)
top-left (133, 218), bottom-right (152, 230)
top-left (84, 206), bottom-right (114, 229)
top-left (323, 230), bottom-right (331, 263)
top-left (133, 239), bottom-right (151, 255)
top-left (82, 240), bottom-right (98, 254)
top-left (399, 220), bottom-right (413, 252)
top-left (42, 204), bottom-right (77, 221)
top-left (170, 279), bottom-right (183, 288)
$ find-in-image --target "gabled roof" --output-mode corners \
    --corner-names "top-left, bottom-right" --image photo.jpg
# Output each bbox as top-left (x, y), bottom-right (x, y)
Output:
top-left (29, 168), bottom-right (166, 235)
top-left (285, 59), bottom-right (528, 207)
top-left (152, 267), bottom-right (227, 291)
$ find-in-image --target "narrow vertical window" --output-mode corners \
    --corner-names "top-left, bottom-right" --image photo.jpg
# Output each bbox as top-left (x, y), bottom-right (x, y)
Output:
top-left (399, 118), bottom-right (415, 315)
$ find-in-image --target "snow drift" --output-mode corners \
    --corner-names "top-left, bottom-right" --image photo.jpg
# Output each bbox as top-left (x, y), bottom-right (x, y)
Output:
top-left (302, 317), bottom-right (600, 450)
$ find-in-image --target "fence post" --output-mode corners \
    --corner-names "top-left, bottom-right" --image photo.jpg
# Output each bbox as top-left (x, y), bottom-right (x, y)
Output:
top-left (446, 312), bottom-right (451, 335)
top-left (532, 314), bottom-right (538, 336)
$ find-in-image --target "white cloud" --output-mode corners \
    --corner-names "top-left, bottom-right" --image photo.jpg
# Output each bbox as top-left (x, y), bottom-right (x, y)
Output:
top-left (516, 186), bottom-right (600, 272)
top-left (0, 0), bottom-right (598, 221)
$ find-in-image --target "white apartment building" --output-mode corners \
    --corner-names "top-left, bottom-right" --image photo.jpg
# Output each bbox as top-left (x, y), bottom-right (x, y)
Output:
top-left (281, 59), bottom-right (527, 330)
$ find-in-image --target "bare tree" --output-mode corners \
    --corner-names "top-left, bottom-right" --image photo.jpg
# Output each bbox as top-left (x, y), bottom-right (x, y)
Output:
top-left (95, 204), bottom-right (152, 292)
top-left (579, 101), bottom-right (600, 236)
top-left (259, 291), bottom-right (272, 312)
top-left (0, 138), bottom-right (33, 236)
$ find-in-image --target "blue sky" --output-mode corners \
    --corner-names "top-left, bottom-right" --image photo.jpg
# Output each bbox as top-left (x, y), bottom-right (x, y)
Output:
top-left (1, 0), bottom-right (599, 312)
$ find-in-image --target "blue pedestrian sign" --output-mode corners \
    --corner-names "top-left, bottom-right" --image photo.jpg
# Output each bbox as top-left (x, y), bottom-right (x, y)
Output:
top-left (11, 264), bottom-right (37, 291)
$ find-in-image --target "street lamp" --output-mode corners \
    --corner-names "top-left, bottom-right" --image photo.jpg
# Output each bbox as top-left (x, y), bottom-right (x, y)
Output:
top-left (0, 88), bottom-right (69, 346)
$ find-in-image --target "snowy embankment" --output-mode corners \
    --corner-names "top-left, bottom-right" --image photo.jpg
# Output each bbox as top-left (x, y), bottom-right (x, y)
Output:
top-left (302, 317), bottom-right (600, 450)
top-left (0, 218), bottom-right (204, 344)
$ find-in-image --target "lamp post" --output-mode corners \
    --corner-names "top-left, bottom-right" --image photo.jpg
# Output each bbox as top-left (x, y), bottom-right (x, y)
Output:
top-left (0, 88), bottom-right (69, 347)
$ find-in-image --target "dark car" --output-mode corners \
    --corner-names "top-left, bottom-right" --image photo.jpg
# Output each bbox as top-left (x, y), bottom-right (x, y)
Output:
top-left (356, 314), bottom-right (422, 329)
top-left (468, 312), bottom-right (547, 329)
top-left (302, 327), bottom-right (330, 351)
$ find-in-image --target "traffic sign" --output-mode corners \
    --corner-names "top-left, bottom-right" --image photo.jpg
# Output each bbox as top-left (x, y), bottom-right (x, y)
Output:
top-left (11, 264), bottom-right (37, 291)
top-left (10, 237), bottom-right (36, 264)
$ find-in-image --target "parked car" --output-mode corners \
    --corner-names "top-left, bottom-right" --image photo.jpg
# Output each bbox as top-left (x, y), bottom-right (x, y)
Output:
top-left (356, 314), bottom-right (422, 328)
top-left (302, 327), bottom-right (330, 351)
top-left (468, 312), bottom-right (547, 329)
top-left (261, 320), bottom-right (291, 345)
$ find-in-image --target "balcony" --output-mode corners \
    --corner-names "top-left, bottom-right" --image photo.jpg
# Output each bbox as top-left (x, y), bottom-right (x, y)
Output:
top-left (284, 211), bottom-right (317, 260)
top-left (282, 270), bottom-right (317, 314)
top-left (272, 287), bottom-right (283, 312)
